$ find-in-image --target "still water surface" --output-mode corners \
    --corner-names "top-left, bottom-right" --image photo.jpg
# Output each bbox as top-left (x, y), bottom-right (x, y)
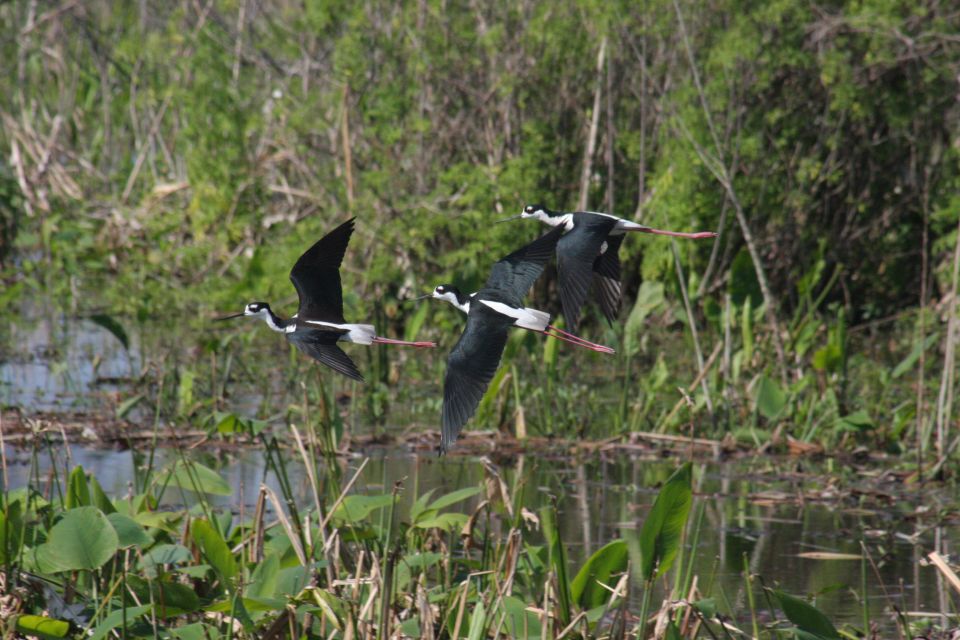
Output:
top-left (3, 442), bottom-right (954, 628)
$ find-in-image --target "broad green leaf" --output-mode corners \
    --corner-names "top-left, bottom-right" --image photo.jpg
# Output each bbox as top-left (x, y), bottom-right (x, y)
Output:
top-left (127, 575), bottom-right (200, 615)
top-left (426, 486), bottom-right (481, 512)
top-left (755, 375), bottom-right (786, 420)
top-left (331, 494), bottom-right (393, 524)
top-left (168, 623), bottom-right (220, 640)
top-left (467, 597), bottom-right (486, 640)
top-left (399, 616), bottom-right (421, 638)
top-left (45, 506), bottom-right (119, 571)
top-left (414, 512), bottom-right (469, 530)
top-left (14, 615), bottom-right (70, 639)
top-left (570, 539), bottom-right (628, 609)
top-left (89, 314), bottom-right (129, 350)
top-left (88, 605), bottom-right (152, 640)
top-left (665, 621), bottom-right (682, 640)
top-left (107, 513), bottom-right (152, 548)
top-left (191, 519), bottom-right (237, 581)
top-left (139, 543), bottom-right (192, 568)
top-left (409, 489), bottom-right (437, 523)
top-left (246, 553), bottom-right (280, 599)
top-left (165, 460), bottom-right (232, 496)
top-left (0, 501), bottom-right (24, 564)
top-left (503, 596), bottom-right (542, 637)
top-left (625, 281), bottom-right (665, 355)
top-left (639, 463), bottom-right (693, 581)
top-left (773, 590), bottom-right (840, 639)
top-left (88, 476), bottom-right (116, 514)
top-left (66, 466), bottom-right (91, 509)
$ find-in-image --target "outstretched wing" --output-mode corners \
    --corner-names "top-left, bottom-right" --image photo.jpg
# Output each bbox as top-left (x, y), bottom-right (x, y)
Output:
top-left (484, 226), bottom-right (564, 307)
top-left (289, 218), bottom-right (355, 323)
top-left (440, 305), bottom-right (513, 453)
top-left (287, 327), bottom-right (364, 382)
top-left (556, 214), bottom-right (617, 331)
top-left (592, 234), bottom-right (624, 325)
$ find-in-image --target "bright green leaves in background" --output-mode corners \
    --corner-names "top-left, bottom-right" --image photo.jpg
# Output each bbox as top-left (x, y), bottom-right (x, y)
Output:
top-left (639, 462), bottom-right (693, 581)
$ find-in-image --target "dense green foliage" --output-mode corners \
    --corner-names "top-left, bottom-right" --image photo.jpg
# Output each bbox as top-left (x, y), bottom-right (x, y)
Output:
top-left (1, 1), bottom-right (959, 454)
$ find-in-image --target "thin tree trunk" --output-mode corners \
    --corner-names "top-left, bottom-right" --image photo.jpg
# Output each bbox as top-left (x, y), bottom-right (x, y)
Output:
top-left (578, 37), bottom-right (606, 211)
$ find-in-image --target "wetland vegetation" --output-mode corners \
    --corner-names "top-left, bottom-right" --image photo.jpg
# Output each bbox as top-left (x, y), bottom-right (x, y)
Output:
top-left (1, 0), bottom-right (960, 637)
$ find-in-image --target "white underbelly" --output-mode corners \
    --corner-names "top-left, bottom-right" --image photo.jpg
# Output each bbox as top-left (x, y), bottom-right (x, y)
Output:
top-left (303, 320), bottom-right (376, 344)
top-left (479, 300), bottom-right (550, 331)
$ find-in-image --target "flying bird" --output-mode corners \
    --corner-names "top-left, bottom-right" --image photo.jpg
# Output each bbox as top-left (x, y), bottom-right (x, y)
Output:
top-left (502, 204), bottom-right (717, 331)
top-left (421, 226), bottom-right (614, 453)
top-left (218, 218), bottom-right (435, 382)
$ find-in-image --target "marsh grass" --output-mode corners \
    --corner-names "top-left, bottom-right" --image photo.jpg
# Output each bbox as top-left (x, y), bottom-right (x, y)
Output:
top-left (2, 423), bottom-right (956, 639)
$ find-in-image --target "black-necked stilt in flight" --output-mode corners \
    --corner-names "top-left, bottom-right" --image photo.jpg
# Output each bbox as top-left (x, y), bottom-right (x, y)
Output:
top-left (502, 204), bottom-right (717, 331)
top-left (418, 227), bottom-right (614, 453)
top-left (218, 218), bottom-right (435, 382)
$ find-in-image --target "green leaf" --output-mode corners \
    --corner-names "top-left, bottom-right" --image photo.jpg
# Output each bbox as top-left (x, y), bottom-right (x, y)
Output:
top-left (44, 506), bottom-right (119, 571)
top-left (891, 333), bottom-right (938, 379)
top-left (191, 519), bottom-right (237, 582)
top-left (88, 476), bottom-right (116, 514)
top-left (773, 590), bottom-right (840, 639)
top-left (540, 504), bottom-right (571, 625)
top-left (467, 597), bottom-right (486, 640)
top-left (625, 281), bottom-right (665, 356)
top-left (755, 375), bottom-right (786, 420)
top-left (503, 596), bottom-right (542, 637)
top-left (116, 394), bottom-right (144, 419)
top-left (107, 513), bottom-right (152, 548)
top-left (403, 301), bottom-right (429, 342)
top-left (127, 575), bottom-right (200, 615)
top-left (835, 409), bottom-right (874, 432)
top-left (88, 314), bottom-right (129, 350)
top-left (409, 489), bottom-right (437, 523)
top-left (167, 623), bottom-right (220, 640)
top-left (570, 539), bottom-right (628, 609)
top-left (65, 466), bottom-right (91, 509)
top-left (165, 460), bottom-right (232, 496)
top-left (246, 553), bottom-right (280, 599)
top-left (139, 543), bottom-right (192, 568)
top-left (14, 615), bottom-right (70, 639)
top-left (639, 463), bottom-right (693, 581)
top-left (426, 486), bottom-right (481, 512)
top-left (413, 512), bottom-right (469, 530)
top-left (331, 494), bottom-right (393, 524)
top-left (88, 605), bottom-right (152, 640)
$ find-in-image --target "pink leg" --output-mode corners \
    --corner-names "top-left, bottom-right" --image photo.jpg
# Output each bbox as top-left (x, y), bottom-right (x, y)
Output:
top-left (538, 327), bottom-right (615, 354)
top-left (372, 336), bottom-right (436, 348)
top-left (631, 226), bottom-right (717, 240)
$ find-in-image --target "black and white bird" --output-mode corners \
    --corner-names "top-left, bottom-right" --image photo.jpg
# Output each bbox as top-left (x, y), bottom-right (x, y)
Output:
top-left (503, 204), bottom-right (717, 331)
top-left (421, 226), bottom-right (614, 453)
top-left (218, 218), bottom-right (435, 382)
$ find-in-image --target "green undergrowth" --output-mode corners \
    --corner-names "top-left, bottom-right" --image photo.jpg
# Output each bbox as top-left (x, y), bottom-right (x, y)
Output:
top-left (3, 437), bottom-right (946, 639)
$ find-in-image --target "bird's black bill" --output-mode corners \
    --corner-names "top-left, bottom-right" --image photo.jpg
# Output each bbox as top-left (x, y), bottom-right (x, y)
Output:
top-left (495, 214), bottom-right (522, 223)
top-left (215, 312), bottom-right (245, 321)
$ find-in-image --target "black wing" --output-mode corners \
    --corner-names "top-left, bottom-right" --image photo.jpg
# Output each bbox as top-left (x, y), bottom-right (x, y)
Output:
top-left (289, 218), bottom-right (355, 323)
top-left (440, 305), bottom-right (513, 453)
top-left (556, 214), bottom-right (617, 331)
top-left (592, 234), bottom-right (624, 325)
top-left (287, 327), bottom-right (364, 382)
top-left (484, 226), bottom-right (564, 307)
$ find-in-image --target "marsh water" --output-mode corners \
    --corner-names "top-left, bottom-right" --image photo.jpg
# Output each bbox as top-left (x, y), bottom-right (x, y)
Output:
top-left (2, 303), bottom-right (958, 629)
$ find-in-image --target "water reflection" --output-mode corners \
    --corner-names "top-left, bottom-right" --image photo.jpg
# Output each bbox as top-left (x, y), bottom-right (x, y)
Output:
top-left (2, 443), bottom-right (952, 626)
